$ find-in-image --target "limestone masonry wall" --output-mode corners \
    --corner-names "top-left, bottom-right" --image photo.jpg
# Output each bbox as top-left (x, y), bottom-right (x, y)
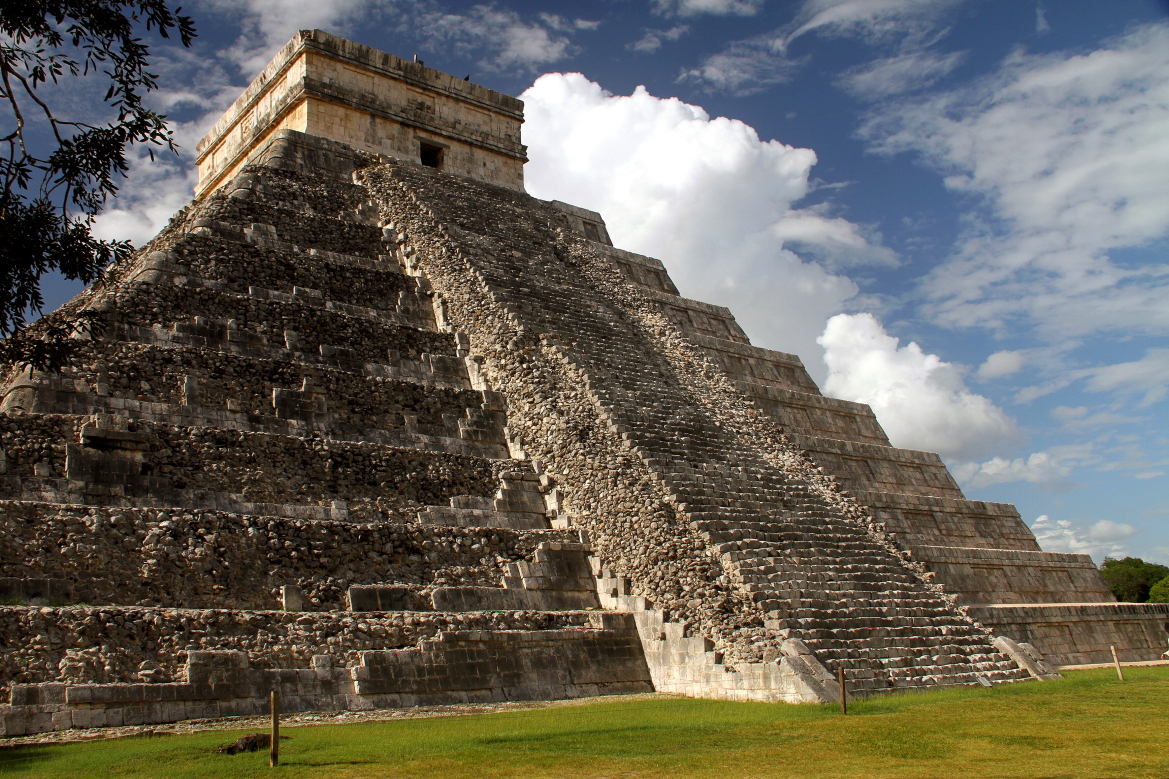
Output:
top-left (967, 603), bottom-right (1169, 665)
top-left (0, 606), bottom-right (591, 692)
top-left (196, 30), bottom-right (526, 197)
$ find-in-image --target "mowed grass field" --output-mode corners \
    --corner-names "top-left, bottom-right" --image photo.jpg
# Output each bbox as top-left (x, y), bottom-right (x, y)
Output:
top-left (0, 667), bottom-right (1164, 779)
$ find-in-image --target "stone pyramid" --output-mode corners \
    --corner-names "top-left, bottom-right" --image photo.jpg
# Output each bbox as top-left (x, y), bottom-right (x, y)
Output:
top-left (0, 30), bottom-right (1163, 736)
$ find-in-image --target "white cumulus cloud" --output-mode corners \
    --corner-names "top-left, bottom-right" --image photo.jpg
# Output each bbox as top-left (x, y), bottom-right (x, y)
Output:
top-left (977, 349), bottom-right (1025, 380)
top-left (521, 74), bottom-right (897, 376)
top-left (1030, 514), bottom-right (1140, 563)
top-left (817, 312), bottom-right (1019, 461)
top-left (952, 451), bottom-right (1073, 490)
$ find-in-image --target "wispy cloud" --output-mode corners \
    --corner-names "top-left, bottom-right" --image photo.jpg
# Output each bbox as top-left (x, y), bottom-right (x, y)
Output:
top-left (416, 5), bottom-right (587, 71)
top-left (539, 14), bottom-right (600, 33)
top-left (678, 38), bottom-right (801, 95)
top-left (93, 150), bottom-right (201, 247)
top-left (952, 448), bottom-right (1088, 490)
top-left (1050, 405), bottom-right (1145, 431)
top-left (680, 0), bottom-right (967, 94)
top-left (201, 0), bottom-right (386, 76)
top-left (836, 49), bottom-right (965, 99)
top-left (1083, 348), bottom-right (1169, 407)
top-left (784, 0), bottom-right (966, 49)
top-left (1035, 3), bottom-right (1051, 35)
top-left (652, 0), bottom-right (763, 17)
top-left (772, 210), bottom-right (897, 269)
top-left (92, 0), bottom-right (394, 245)
top-left (859, 23), bottom-right (1169, 341)
top-left (976, 349), bottom-right (1025, 380)
top-left (629, 25), bottom-right (689, 54)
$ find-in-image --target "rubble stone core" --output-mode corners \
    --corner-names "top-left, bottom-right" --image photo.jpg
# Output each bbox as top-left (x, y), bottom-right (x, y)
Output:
top-left (0, 32), bottom-right (1165, 736)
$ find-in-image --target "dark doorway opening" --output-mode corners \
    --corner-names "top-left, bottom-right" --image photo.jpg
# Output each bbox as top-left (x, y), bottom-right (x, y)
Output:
top-left (419, 142), bottom-right (444, 169)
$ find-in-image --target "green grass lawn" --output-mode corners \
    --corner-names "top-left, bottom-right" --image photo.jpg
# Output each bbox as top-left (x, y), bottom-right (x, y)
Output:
top-left (2, 667), bottom-right (1164, 779)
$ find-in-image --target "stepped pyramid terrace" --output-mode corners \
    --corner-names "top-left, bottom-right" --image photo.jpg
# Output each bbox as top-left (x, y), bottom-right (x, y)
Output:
top-left (0, 30), bottom-right (1164, 736)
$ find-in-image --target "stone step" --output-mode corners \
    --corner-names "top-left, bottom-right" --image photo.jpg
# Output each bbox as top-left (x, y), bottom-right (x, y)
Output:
top-left (418, 505), bottom-right (548, 530)
top-left (0, 610), bottom-right (650, 736)
top-left (0, 413), bottom-right (502, 514)
top-left (3, 389), bottom-right (508, 462)
top-left (349, 584), bottom-right (599, 612)
top-left (0, 499), bottom-right (577, 610)
top-left (102, 280), bottom-right (452, 368)
top-left (127, 248), bottom-right (435, 331)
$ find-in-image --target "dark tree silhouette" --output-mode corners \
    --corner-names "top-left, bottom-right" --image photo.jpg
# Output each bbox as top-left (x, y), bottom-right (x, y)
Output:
top-left (0, 1), bottom-right (195, 370)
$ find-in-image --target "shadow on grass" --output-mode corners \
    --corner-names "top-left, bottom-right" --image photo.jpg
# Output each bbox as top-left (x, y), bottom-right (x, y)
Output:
top-left (273, 759), bottom-right (379, 767)
top-left (474, 723), bottom-right (664, 746)
top-left (0, 747), bottom-right (59, 775)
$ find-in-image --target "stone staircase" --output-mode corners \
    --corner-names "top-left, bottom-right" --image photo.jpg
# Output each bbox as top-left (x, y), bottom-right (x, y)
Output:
top-left (599, 244), bottom-right (1169, 666)
top-left (362, 151), bottom-right (1036, 699)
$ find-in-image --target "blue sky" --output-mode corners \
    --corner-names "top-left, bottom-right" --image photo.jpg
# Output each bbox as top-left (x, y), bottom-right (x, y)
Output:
top-left (36, 0), bottom-right (1169, 564)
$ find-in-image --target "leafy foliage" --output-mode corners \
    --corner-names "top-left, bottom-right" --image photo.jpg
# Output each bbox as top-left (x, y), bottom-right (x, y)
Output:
top-left (0, 0), bottom-right (195, 370)
top-left (1100, 556), bottom-right (1169, 603)
top-left (1147, 575), bottom-right (1169, 604)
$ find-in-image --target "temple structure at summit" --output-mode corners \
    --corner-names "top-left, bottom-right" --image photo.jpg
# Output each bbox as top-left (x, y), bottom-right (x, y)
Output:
top-left (0, 29), bottom-right (1163, 735)
top-left (194, 32), bottom-right (528, 197)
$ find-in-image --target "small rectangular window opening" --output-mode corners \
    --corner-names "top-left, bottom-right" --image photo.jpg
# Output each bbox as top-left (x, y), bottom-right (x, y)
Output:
top-left (419, 142), bottom-right (443, 169)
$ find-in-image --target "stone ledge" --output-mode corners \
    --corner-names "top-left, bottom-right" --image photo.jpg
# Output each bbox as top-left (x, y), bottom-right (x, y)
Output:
top-left (908, 545), bottom-right (1100, 566)
top-left (0, 623), bottom-right (651, 736)
top-left (969, 602), bottom-right (1169, 666)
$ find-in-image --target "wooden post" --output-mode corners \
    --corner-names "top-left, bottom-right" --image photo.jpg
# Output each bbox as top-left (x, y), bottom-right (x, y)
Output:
top-left (1111, 646), bottom-right (1125, 681)
top-left (837, 666), bottom-right (847, 715)
top-left (270, 689), bottom-right (280, 767)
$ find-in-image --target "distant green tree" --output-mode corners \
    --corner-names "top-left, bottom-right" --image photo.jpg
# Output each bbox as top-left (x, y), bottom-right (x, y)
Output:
top-left (0, 1), bottom-right (195, 371)
top-left (1147, 575), bottom-right (1169, 604)
top-left (1100, 557), bottom-right (1169, 602)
